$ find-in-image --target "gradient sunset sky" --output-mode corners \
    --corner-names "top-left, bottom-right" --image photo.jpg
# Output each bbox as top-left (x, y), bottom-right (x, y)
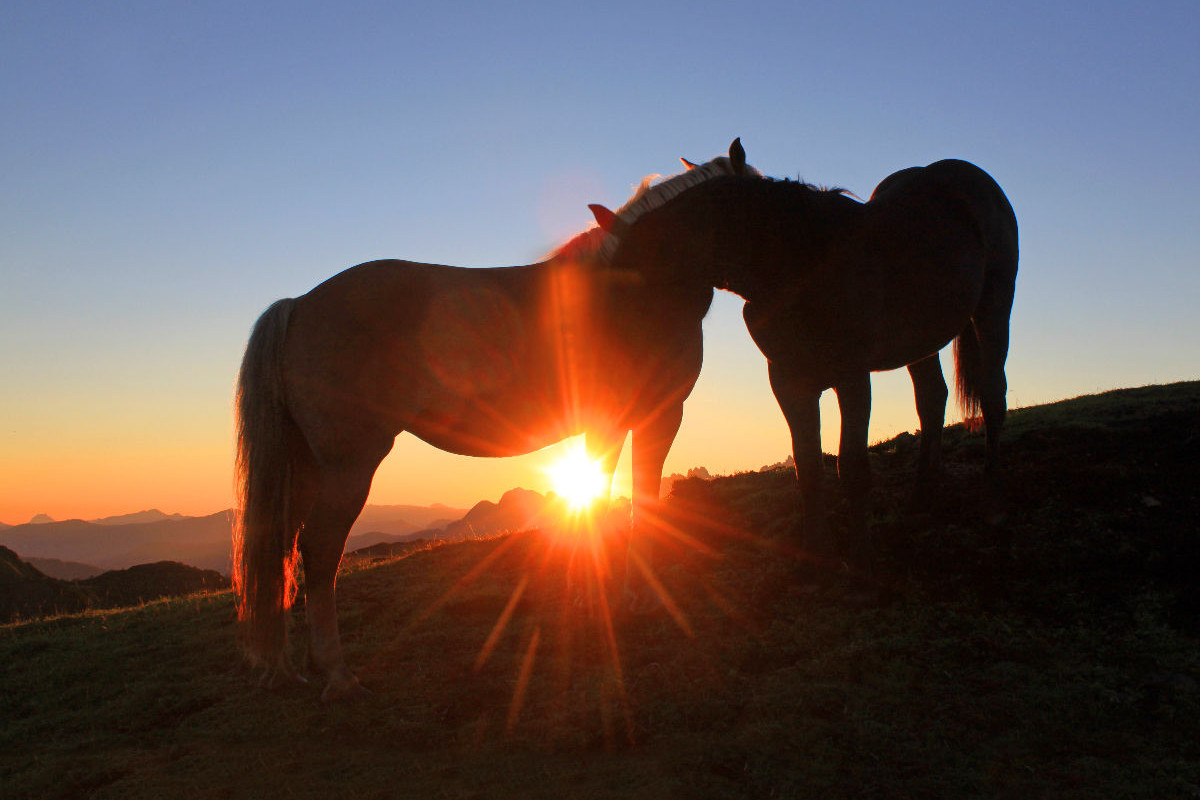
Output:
top-left (2, 1), bottom-right (1197, 524)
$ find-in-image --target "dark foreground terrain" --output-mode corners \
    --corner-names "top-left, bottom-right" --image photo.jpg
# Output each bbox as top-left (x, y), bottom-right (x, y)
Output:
top-left (2, 382), bottom-right (1198, 799)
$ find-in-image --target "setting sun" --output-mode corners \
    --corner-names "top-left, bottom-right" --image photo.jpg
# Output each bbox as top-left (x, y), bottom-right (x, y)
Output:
top-left (545, 442), bottom-right (611, 512)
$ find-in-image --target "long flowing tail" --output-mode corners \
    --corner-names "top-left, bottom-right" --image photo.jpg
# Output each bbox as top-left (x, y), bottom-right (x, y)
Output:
top-left (953, 321), bottom-right (984, 431)
top-left (232, 298), bottom-right (302, 667)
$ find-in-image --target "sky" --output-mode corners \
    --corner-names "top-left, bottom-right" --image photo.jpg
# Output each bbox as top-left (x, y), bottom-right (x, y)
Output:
top-left (2, 0), bottom-right (1198, 524)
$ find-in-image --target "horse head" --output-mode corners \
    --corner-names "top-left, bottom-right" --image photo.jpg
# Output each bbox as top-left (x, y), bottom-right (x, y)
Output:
top-left (587, 139), bottom-right (758, 290)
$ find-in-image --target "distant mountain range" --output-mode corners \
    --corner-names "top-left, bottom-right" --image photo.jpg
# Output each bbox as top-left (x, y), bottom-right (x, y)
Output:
top-left (0, 471), bottom-right (737, 589)
top-left (0, 475), bottom-right (739, 622)
top-left (26, 556), bottom-right (107, 581)
top-left (0, 511), bottom-right (237, 575)
top-left (661, 466), bottom-right (713, 496)
top-left (344, 488), bottom-right (631, 565)
top-left (0, 492), bottom-right (582, 579)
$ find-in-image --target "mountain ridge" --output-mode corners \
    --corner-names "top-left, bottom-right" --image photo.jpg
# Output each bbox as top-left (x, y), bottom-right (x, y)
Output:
top-left (0, 498), bottom-right (522, 576)
top-left (0, 545), bottom-right (227, 623)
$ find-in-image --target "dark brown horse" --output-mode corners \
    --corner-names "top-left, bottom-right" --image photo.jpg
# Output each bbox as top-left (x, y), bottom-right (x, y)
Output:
top-left (591, 147), bottom-right (1018, 563)
top-left (233, 149), bottom-right (756, 701)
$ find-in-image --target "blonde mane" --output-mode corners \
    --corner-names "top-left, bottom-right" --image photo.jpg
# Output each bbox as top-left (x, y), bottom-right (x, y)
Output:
top-left (545, 225), bottom-right (607, 263)
top-left (546, 152), bottom-right (763, 264)
top-left (597, 155), bottom-right (763, 261)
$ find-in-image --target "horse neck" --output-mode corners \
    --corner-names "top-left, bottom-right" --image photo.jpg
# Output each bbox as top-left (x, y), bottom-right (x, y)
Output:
top-left (708, 183), bottom-right (864, 302)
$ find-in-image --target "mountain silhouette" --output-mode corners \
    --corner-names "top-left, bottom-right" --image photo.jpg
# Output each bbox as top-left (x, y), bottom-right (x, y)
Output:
top-left (661, 466), bottom-right (713, 496)
top-left (0, 503), bottom-right (470, 576)
top-left (427, 487), bottom-right (557, 541)
top-left (27, 557), bottom-right (105, 581)
top-left (0, 545), bottom-right (90, 621)
top-left (90, 509), bottom-right (188, 526)
top-left (0, 512), bottom-right (235, 573)
top-left (0, 545), bottom-right (227, 623)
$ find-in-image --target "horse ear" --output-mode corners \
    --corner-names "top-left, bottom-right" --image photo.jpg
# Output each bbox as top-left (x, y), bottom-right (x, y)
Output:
top-left (588, 204), bottom-right (628, 237)
top-left (680, 157), bottom-right (699, 170)
top-left (729, 138), bottom-right (746, 174)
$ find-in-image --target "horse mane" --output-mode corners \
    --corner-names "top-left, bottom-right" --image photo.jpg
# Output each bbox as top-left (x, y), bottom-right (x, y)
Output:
top-left (774, 175), bottom-right (861, 202)
top-left (543, 155), bottom-right (766, 265)
top-left (544, 225), bottom-right (607, 263)
top-left (597, 155), bottom-right (765, 261)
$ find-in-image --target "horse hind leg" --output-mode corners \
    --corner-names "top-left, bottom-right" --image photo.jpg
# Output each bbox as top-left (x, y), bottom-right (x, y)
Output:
top-left (906, 353), bottom-right (949, 511)
top-left (266, 437), bottom-right (318, 689)
top-left (959, 256), bottom-right (1015, 526)
top-left (298, 444), bottom-right (392, 703)
top-left (970, 268), bottom-right (1016, 477)
top-left (622, 403), bottom-right (684, 611)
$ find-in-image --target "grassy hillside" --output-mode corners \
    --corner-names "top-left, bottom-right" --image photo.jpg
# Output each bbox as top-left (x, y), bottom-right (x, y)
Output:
top-left (2, 382), bottom-right (1198, 799)
top-left (0, 546), bottom-right (91, 622)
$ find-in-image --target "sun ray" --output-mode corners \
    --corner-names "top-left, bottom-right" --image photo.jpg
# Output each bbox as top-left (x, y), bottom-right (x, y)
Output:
top-left (506, 625), bottom-right (542, 733)
top-left (627, 550), bottom-right (693, 637)
top-left (474, 574), bottom-right (529, 671)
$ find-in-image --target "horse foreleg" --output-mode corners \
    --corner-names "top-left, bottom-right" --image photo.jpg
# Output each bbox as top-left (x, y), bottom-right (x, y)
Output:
top-left (834, 375), bottom-right (873, 566)
top-left (585, 428), bottom-right (626, 585)
top-left (586, 429), bottom-right (625, 512)
top-left (631, 403), bottom-right (682, 528)
top-left (298, 460), bottom-right (381, 703)
top-left (906, 354), bottom-right (948, 510)
top-left (625, 402), bottom-right (684, 609)
top-left (767, 362), bottom-right (830, 556)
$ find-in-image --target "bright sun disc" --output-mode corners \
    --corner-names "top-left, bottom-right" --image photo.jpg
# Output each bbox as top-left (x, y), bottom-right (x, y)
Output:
top-left (546, 444), bottom-right (610, 511)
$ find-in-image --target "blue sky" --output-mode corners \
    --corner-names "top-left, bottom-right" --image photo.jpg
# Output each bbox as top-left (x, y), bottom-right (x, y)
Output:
top-left (2, 0), bottom-right (1198, 521)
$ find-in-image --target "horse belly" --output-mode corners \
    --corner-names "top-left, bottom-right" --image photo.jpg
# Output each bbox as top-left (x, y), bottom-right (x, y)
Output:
top-left (406, 390), bottom-right (574, 458)
top-left (868, 252), bottom-right (985, 371)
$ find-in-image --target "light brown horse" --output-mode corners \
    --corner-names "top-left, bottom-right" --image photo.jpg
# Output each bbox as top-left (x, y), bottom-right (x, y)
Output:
top-left (233, 148), bottom-right (756, 701)
top-left (591, 147), bottom-right (1018, 564)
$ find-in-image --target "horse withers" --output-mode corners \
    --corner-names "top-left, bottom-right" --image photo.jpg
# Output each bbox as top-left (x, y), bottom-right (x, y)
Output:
top-left (591, 144), bottom-right (1018, 568)
top-left (233, 147), bottom-right (756, 701)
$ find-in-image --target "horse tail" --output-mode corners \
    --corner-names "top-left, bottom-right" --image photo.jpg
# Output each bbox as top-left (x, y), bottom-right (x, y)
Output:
top-left (953, 321), bottom-right (984, 432)
top-left (232, 298), bottom-right (302, 668)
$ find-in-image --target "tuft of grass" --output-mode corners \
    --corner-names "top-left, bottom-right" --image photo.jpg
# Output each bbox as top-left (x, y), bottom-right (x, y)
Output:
top-left (3, 382), bottom-right (1199, 799)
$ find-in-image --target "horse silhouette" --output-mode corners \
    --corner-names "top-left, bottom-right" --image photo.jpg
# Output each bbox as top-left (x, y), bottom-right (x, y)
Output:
top-left (233, 148), bottom-right (756, 701)
top-left (591, 141), bottom-right (1018, 565)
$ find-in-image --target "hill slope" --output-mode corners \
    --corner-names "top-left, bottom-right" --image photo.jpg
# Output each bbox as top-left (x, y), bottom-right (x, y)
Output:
top-left (0, 546), bottom-right (91, 622)
top-left (1, 382), bottom-right (1197, 799)
top-left (0, 547), bottom-right (229, 623)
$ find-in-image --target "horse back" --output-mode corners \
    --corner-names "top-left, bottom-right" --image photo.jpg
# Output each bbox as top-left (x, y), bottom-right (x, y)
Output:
top-left (278, 258), bottom-right (706, 459)
top-left (279, 260), bottom-right (556, 447)
top-left (869, 159), bottom-right (1017, 266)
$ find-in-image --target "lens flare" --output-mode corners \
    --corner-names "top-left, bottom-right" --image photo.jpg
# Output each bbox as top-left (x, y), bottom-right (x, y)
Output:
top-left (546, 442), bottom-right (610, 512)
